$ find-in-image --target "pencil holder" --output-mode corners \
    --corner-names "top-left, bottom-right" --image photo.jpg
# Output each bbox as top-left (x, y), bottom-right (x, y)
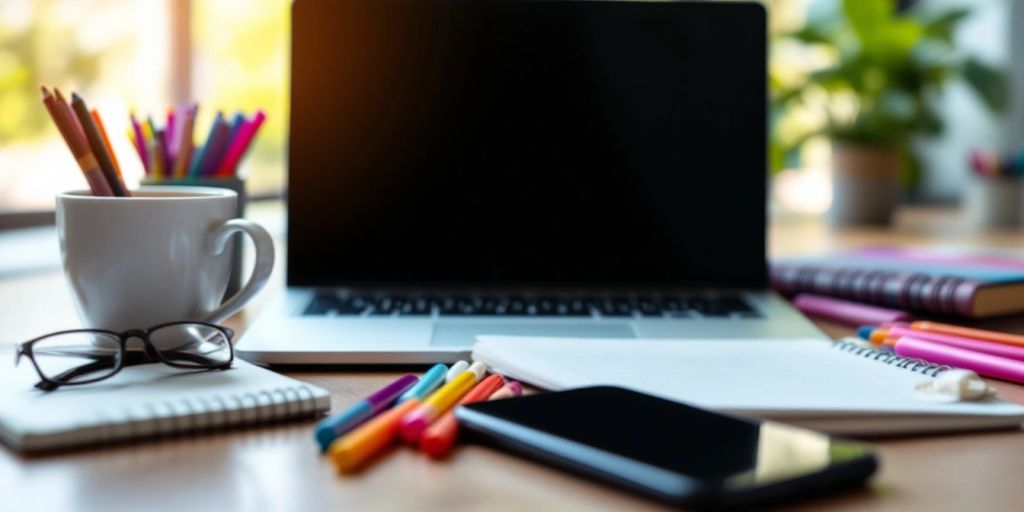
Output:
top-left (140, 176), bottom-right (247, 296)
top-left (964, 175), bottom-right (1018, 229)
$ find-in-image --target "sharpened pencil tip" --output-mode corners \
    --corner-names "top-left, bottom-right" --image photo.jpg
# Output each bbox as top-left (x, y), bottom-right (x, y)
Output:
top-left (40, 85), bottom-right (51, 98)
top-left (71, 92), bottom-right (82, 102)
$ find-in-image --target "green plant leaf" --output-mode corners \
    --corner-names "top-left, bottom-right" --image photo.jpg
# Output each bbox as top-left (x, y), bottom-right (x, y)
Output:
top-left (920, 9), bottom-right (970, 42)
top-left (791, 24), bottom-right (835, 45)
top-left (843, 0), bottom-right (894, 43)
top-left (962, 58), bottom-right (1008, 112)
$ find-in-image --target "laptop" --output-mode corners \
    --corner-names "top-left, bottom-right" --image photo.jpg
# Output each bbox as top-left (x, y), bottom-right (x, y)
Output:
top-left (238, 0), bottom-right (823, 364)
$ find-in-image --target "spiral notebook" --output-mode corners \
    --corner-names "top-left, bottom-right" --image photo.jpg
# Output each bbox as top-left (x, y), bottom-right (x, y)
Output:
top-left (473, 336), bottom-right (1024, 435)
top-left (0, 359), bottom-right (330, 453)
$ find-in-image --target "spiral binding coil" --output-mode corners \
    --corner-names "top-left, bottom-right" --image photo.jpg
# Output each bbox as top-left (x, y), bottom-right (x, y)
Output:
top-left (93, 385), bottom-right (321, 449)
top-left (832, 339), bottom-right (952, 377)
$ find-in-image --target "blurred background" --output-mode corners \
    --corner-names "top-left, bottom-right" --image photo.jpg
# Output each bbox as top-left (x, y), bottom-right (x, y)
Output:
top-left (0, 0), bottom-right (1021, 226)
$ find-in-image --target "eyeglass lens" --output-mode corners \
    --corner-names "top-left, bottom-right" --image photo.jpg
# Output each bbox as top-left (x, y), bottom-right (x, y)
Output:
top-left (30, 331), bottom-right (122, 385)
top-left (147, 323), bottom-right (232, 367)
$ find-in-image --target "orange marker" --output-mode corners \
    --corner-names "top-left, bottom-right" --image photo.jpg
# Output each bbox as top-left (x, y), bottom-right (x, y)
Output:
top-left (911, 321), bottom-right (1024, 348)
top-left (418, 375), bottom-right (506, 458)
top-left (328, 399), bottom-right (420, 473)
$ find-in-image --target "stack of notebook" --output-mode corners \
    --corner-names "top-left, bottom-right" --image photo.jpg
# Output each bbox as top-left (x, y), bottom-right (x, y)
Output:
top-left (472, 336), bottom-right (1024, 435)
top-left (771, 246), bottom-right (1024, 319)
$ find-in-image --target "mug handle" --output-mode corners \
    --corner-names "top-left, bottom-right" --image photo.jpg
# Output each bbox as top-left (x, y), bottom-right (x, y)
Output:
top-left (204, 218), bottom-right (276, 324)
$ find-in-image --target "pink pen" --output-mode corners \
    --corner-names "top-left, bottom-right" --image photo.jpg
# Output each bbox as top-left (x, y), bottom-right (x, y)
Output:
top-left (895, 337), bottom-right (1024, 383)
top-left (889, 326), bottom-right (1024, 363)
top-left (793, 294), bottom-right (911, 326)
top-left (215, 110), bottom-right (266, 176)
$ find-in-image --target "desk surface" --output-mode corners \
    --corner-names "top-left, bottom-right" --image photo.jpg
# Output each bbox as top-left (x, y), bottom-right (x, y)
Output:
top-left (3, 205), bottom-right (1024, 512)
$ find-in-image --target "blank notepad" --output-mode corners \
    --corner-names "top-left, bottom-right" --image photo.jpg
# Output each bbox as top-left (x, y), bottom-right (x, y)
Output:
top-left (0, 358), bottom-right (329, 452)
top-left (473, 337), bottom-right (1024, 435)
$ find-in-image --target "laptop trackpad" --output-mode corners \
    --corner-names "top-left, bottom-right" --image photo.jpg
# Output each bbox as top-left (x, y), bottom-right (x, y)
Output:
top-left (430, 322), bottom-right (636, 347)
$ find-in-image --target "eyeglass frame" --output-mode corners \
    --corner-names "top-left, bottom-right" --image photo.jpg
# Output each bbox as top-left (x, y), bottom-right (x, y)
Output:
top-left (15, 321), bottom-right (235, 391)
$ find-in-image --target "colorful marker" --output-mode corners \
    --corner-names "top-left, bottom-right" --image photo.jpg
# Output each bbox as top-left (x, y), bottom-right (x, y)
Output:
top-left (400, 362), bottom-right (487, 443)
top-left (446, 360), bottom-right (470, 383)
top-left (328, 399), bottom-right (420, 473)
top-left (911, 321), bottom-right (1024, 348)
top-left (885, 325), bottom-right (1024, 362)
top-left (327, 364), bottom-right (449, 472)
top-left (418, 374), bottom-right (507, 458)
top-left (398, 363), bottom-right (448, 402)
top-left (486, 380), bottom-right (522, 402)
top-left (895, 337), bottom-right (1024, 383)
top-left (314, 374), bottom-right (418, 452)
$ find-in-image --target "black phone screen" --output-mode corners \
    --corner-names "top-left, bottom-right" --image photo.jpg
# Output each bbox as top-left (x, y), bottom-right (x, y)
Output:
top-left (457, 387), bottom-right (876, 505)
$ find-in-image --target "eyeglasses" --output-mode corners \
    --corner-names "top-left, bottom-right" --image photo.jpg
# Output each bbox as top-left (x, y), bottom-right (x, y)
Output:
top-left (14, 321), bottom-right (235, 391)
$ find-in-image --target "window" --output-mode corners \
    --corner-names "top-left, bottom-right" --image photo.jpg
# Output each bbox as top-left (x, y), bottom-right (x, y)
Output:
top-left (0, 0), bottom-right (171, 213)
top-left (0, 0), bottom-right (289, 218)
top-left (191, 0), bottom-right (290, 196)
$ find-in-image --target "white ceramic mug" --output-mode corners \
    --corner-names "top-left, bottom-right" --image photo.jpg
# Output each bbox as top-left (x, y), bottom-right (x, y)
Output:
top-left (55, 186), bottom-right (275, 331)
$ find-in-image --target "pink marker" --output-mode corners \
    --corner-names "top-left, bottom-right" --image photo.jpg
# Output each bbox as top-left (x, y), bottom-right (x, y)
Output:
top-left (889, 326), bottom-right (1024, 362)
top-left (895, 337), bottom-right (1024, 383)
top-left (400, 362), bottom-right (487, 443)
top-left (793, 294), bottom-right (911, 326)
top-left (215, 110), bottom-right (266, 176)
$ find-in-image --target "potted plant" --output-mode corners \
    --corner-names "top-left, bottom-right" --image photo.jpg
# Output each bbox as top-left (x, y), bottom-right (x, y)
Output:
top-left (770, 0), bottom-right (1006, 224)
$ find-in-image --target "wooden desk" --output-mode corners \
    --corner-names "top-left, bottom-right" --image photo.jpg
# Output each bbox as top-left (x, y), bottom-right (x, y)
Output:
top-left (3, 205), bottom-right (1024, 512)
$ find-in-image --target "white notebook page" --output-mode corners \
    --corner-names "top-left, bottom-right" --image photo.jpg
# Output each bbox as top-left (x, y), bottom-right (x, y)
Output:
top-left (473, 337), bottom-right (1024, 418)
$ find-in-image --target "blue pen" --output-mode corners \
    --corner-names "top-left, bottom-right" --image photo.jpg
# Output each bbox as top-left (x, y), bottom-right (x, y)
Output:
top-left (189, 111), bottom-right (223, 176)
top-left (314, 374), bottom-right (418, 452)
top-left (397, 363), bottom-right (448, 402)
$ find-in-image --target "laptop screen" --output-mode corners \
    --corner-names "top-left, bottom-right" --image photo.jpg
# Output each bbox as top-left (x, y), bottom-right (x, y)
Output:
top-left (288, 0), bottom-right (766, 288)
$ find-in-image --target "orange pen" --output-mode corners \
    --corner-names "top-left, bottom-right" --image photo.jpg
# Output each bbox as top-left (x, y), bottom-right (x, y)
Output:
top-left (912, 321), bottom-right (1024, 348)
top-left (419, 380), bottom-right (522, 458)
top-left (328, 399), bottom-right (420, 473)
top-left (417, 374), bottom-right (505, 457)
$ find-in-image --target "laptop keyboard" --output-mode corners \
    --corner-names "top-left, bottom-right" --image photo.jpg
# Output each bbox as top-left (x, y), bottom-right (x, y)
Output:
top-left (302, 293), bottom-right (760, 318)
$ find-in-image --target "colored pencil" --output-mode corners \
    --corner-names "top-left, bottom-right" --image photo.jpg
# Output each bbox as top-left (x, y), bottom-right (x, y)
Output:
top-left (166, 107), bottom-right (177, 162)
top-left (130, 112), bottom-right (148, 171)
top-left (216, 110), bottom-right (265, 176)
top-left (149, 135), bottom-right (165, 181)
top-left (146, 116), bottom-right (161, 178)
top-left (90, 109), bottom-right (122, 179)
top-left (190, 111), bottom-right (223, 176)
top-left (227, 111), bottom-right (245, 145)
top-left (40, 86), bottom-right (113, 196)
top-left (199, 117), bottom-right (231, 175)
top-left (54, 89), bottom-right (86, 144)
top-left (173, 104), bottom-right (197, 178)
top-left (70, 93), bottom-right (128, 196)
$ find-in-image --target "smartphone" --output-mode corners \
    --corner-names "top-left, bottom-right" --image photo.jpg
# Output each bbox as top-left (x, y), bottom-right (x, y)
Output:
top-left (456, 386), bottom-right (877, 509)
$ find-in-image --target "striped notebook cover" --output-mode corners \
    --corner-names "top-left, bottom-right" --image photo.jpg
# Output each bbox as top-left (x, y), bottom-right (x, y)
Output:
top-left (0, 358), bottom-right (329, 453)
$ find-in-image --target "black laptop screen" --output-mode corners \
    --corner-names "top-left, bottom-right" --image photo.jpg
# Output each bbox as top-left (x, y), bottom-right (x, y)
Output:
top-left (288, 0), bottom-right (767, 287)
